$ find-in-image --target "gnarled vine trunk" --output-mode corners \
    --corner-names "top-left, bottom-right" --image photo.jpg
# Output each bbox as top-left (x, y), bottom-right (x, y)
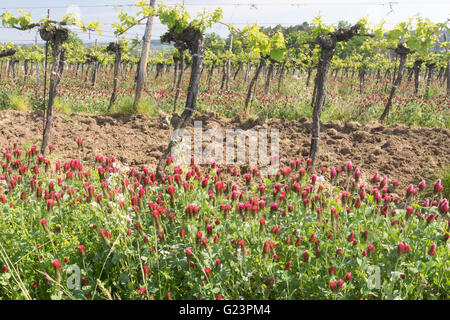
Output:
top-left (244, 57), bottom-right (265, 113)
top-left (173, 48), bottom-right (185, 111)
top-left (225, 34), bottom-right (233, 91)
top-left (155, 63), bottom-right (164, 79)
top-left (380, 44), bottom-right (411, 122)
top-left (156, 27), bottom-right (205, 179)
top-left (413, 59), bottom-right (423, 95)
top-left (264, 61), bottom-right (274, 95)
top-left (207, 61), bottom-right (215, 91)
top-left (309, 24), bottom-right (362, 169)
top-left (277, 62), bottom-right (285, 93)
top-left (244, 61), bottom-right (250, 83)
top-left (107, 42), bottom-right (122, 112)
top-left (41, 29), bottom-right (67, 155)
top-left (446, 61), bottom-right (450, 97)
top-left (172, 57), bottom-right (179, 90)
top-left (233, 62), bottom-right (243, 80)
top-left (306, 66), bottom-right (313, 87)
top-left (359, 68), bottom-right (366, 94)
top-left (424, 63), bottom-right (435, 97)
top-left (91, 60), bottom-right (99, 87)
top-left (309, 39), bottom-right (335, 168)
top-left (220, 64), bottom-right (226, 90)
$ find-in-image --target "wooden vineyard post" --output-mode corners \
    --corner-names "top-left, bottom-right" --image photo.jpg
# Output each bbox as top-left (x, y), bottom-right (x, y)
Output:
top-left (133, 0), bottom-right (156, 112)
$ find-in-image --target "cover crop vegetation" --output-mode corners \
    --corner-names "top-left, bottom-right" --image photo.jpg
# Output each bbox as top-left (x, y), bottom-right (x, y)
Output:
top-left (0, 1), bottom-right (448, 300)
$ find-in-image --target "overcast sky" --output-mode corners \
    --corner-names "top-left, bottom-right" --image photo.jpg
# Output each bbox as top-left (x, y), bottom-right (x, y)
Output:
top-left (0, 0), bottom-right (449, 44)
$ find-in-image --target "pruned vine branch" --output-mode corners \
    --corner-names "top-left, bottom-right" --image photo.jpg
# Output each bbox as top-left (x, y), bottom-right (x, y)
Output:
top-left (0, 48), bottom-right (16, 58)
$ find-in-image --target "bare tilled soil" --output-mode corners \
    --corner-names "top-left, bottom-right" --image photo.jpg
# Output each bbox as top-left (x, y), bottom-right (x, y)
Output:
top-left (0, 109), bottom-right (449, 190)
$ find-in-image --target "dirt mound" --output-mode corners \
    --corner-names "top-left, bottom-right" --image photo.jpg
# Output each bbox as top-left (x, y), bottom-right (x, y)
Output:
top-left (0, 109), bottom-right (448, 189)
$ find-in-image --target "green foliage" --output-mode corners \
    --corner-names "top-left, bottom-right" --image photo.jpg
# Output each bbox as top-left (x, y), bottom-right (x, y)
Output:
top-left (384, 16), bottom-right (442, 56)
top-left (61, 14), bottom-right (102, 35)
top-left (7, 93), bottom-right (30, 111)
top-left (108, 95), bottom-right (159, 117)
top-left (63, 31), bottom-right (87, 64)
top-left (1, 9), bottom-right (101, 40)
top-left (54, 97), bottom-right (73, 114)
top-left (240, 24), bottom-right (286, 62)
top-left (310, 14), bottom-right (335, 38)
top-left (157, 4), bottom-right (223, 34)
top-left (112, 8), bottom-right (143, 37)
top-left (0, 142), bottom-right (448, 300)
top-left (442, 169), bottom-right (450, 200)
top-left (1, 9), bottom-right (33, 29)
top-left (205, 33), bottom-right (226, 54)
